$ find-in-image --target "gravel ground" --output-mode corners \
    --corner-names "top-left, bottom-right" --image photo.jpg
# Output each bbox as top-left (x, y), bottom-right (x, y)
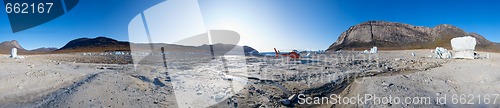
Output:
top-left (0, 50), bottom-right (496, 107)
top-left (337, 52), bottom-right (500, 108)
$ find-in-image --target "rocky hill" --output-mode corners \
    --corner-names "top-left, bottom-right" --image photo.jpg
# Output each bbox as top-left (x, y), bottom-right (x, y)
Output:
top-left (0, 36), bottom-right (258, 55)
top-left (59, 37), bottom-right (130, 50)
top-left (0, 41), bottom-right (60, 54)
top-left (56, 36), bottom-right (258, 55)
top-left (0, 40), bottom-right (29, 54)
top-left (327, 21), bottom-right (500, 52)
top-left (56, 37), bottom-right (131, 53)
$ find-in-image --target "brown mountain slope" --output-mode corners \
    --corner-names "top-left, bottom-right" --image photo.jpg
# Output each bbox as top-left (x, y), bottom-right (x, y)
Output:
top-left (0, 40), bottom-right (31, 54)
top-left (327, 21), bottom-right (500, 52)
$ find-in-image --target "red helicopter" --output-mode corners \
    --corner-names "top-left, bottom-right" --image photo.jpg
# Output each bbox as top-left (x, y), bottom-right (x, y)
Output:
top-left (274, 48), bottom-right (301, 59)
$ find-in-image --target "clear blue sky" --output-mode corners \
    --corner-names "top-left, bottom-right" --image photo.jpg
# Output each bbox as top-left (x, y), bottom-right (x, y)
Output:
top-left (0, 0), bottom-right (499, 51)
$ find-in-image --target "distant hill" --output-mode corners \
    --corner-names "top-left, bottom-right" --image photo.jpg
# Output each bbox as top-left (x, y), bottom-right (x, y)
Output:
top-left (0, 40), bottom-right (29, 54)
top-left (31, 47), bottom-right (58, 52)
top-left (55, 37), bottom-right (131, 53)
top-left (243, 46), bottom-right (259, 54)
top-left (0, 36), bottom-right (258, 55)
top-left (56, 35), bottom-right (258, 55)
top-left (0, 40), bottom-right (59, 54)
top-left (327, 21), bottom-right (500, 52)
top-left (198, 44), bottom-right (259, 55)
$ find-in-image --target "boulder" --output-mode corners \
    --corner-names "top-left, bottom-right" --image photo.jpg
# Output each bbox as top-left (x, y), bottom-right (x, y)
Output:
top-left (451, 36), bottom-right (476, 59)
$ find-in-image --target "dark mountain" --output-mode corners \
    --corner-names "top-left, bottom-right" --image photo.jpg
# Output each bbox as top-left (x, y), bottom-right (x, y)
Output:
top-left (59, 37), bottom-right (130, 50)
top-left (56, 36), bottom-right (259, 54)
top-left (56, 37), bottom-right (131, 53)
top-left (327, 21), bottom-right (500, 52)
top-left (243, 46), bottom-right (259, 54)
top-left (1, 36), bottom-right (259, 54)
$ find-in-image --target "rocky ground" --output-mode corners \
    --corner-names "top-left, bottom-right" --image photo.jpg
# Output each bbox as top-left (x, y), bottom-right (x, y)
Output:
top-left (0, 50), bottom-right (497, 107)
top-left (337, 52), bottom-right (500, 108)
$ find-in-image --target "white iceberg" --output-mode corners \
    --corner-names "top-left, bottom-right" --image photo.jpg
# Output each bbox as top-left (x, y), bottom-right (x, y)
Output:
top-left (451, 36), bottom-right (476, 59)
top-left (370, 46), bottom-right (378, 54)
top-left (10, 48), bottom-right (17, 58)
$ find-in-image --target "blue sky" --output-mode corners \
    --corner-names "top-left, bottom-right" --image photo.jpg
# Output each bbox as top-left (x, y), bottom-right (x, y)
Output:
top-left (0, 0), bottom-right (499, 51)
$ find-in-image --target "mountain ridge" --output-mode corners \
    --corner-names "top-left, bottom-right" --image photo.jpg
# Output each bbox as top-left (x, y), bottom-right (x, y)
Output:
top-left (0, 36), bottom-right (258, 55)
top-left (327, 21), bottom-right (500, 52)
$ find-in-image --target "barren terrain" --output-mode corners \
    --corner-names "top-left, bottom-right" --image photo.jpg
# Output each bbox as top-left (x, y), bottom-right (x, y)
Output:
top-left (338, 52), bottom-right (500, 108)
top-left (0, 50), bottom-right (497, 107)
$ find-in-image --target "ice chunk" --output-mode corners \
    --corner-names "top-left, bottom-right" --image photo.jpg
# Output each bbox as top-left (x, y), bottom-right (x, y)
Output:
top-left (434, 47), bottom-right (451, 59)
top-left (451, 36), bottom-right (476, 51)
top-left (370, 46), bottom-right (378, 54)
top-left (10, 48), bottom-right (17, 58)
top-left (10, 48), bottom-right (24, 59)
top-left (451, 36), bottom-right (476, 59)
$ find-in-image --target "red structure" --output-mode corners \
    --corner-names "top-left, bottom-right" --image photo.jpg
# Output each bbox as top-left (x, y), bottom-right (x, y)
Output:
top-left (274, 48), bottom-right (301, 59)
